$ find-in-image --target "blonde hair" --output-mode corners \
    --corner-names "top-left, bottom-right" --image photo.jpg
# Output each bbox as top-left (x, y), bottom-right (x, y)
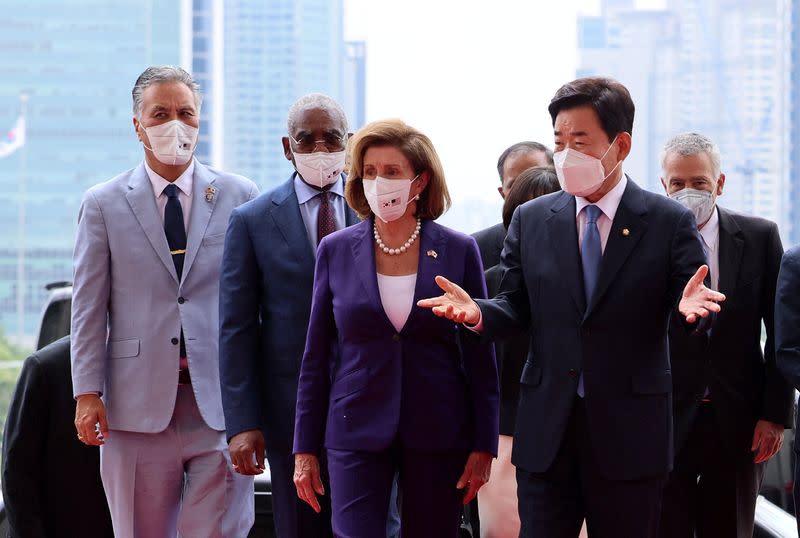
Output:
top-left (345, 119), bottom-right (451, 220)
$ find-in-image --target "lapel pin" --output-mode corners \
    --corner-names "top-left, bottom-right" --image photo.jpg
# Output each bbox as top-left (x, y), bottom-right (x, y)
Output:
top-left (205, 186), bottom-right (217, 203)
top-left (622, 228), bottom-right (630, 236)
top-left (426, 249), bottom-right (438, 259)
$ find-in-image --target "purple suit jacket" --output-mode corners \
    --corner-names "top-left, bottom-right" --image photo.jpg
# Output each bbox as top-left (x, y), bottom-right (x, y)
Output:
top-left (293, 218), bottom-right (499, 456)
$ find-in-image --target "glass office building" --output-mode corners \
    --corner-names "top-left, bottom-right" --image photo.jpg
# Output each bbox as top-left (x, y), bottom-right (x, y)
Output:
top-left (223, 0), bottom-right (345, 190)
top-left (577, 0), bottom-right (793, 242)
top-left (0, 0), bottom-right (184, 342)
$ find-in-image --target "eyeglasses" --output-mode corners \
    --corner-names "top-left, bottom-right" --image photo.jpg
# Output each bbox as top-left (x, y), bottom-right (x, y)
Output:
top-left (289, 132), bottom-right (347, 153)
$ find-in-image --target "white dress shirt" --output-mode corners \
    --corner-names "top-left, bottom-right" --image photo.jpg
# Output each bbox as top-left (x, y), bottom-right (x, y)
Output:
top-left (144, 159), bottom-right (194, 231)
top-left (697, 206), bottom-right (720, 291)
top-left (575, 175), bottom-right (628, 253)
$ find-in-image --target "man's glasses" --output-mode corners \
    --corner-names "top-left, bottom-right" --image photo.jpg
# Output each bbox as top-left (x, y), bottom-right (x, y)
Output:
top-left (290, 132), bottom-right (347, 153)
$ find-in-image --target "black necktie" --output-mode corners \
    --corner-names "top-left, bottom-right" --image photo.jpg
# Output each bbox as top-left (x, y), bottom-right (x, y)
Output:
top-left (164, 184), bottom-right (187, 359)
top-left (164, 184), bottom-right (186, 279)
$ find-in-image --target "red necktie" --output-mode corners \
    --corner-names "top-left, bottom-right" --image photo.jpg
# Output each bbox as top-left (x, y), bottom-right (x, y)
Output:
top-left (317, 191), bottom-right (336, 245)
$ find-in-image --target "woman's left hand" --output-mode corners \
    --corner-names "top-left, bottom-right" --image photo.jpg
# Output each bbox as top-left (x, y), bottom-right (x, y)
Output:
top-left (456, 450), bottom-right (493, 505)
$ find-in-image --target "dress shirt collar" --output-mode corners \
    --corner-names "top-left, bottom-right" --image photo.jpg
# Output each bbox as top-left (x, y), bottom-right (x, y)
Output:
top-left (144, 158), bottom-right (195, 198)
top-left (575, 173), bottom-right (628, 220)
top-left (293, 172), bottom-right (345, 204)
top-left (698, 205), bottom-right (719, 252)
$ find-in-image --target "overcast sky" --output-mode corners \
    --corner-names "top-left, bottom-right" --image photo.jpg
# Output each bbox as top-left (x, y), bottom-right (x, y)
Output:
top-left (343, 0), bottom-right (665, 220)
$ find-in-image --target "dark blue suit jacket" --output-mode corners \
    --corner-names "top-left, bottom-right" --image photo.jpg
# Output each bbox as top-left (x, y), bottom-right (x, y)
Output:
top-left (293, 218), bottom-right (499, 456)
top-left (477, 178), bottom-right (706, 480)
top-left (219, 174), bottom-right (359, 448)
top-left (775, 245), bottom-right (800, 440)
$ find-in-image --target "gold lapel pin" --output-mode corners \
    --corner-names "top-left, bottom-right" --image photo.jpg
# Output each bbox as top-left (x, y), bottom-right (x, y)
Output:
top-left (426, 249), bottom-right (438, 259)
top-left (205, 186), bottom-right (217, 203)
top-left (622, 228), bottom-right (630, 236)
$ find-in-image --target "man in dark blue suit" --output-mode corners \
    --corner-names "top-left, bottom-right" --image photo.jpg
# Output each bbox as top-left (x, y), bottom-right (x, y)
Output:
top-left (218, 93), bottom-right (359, 538)
top-left (774, 245), bottom-right (800, 535)
top-left (419, 77), bottom-right (725, 537)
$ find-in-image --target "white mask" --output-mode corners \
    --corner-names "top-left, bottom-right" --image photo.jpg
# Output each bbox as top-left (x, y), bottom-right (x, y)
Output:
top-left (669, 188), bottom-right (716, 225)
top-left (553, 137), bottom-right (621, 197)
top-left (141, 119), bottom-right (198, 166)
top-left (293, 149), bottom-right (346, 189)
top-left (363, 175), bottom-right (420, 223)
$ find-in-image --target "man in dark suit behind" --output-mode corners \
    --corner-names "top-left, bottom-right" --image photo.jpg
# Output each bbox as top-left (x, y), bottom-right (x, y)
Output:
top-left (472, 142), bottom-right (553, 270)
top-left (419, 77), bottom-right (724, 538)
top-left (774, 244), bottom-right (800, 535)
top-left (2, 335), bottom-right (113, 538)
top-left (658, 132), bottom-right (793, 538)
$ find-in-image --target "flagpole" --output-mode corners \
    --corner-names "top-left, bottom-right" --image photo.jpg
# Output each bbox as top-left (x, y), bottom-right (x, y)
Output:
top-left (16, 93), bottom-right (28, 344)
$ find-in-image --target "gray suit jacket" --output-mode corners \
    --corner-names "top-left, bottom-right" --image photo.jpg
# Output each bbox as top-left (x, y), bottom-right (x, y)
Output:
top-left (71, 160), bottom-right (258, 433)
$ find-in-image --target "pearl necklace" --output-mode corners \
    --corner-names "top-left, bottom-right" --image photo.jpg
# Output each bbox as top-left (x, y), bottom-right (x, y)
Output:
top-left (374, 217), bottom-right (421, 255)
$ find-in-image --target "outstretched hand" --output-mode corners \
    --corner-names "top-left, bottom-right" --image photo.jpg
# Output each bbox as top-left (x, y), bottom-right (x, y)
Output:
top-left (679, 265), bottom-right (725, 324)
top-left (417, 276), bottom-right (481, 325)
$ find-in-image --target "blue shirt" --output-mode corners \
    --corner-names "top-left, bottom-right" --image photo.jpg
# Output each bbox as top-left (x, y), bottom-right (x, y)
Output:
top-left (294, 172), bottom-right (347, 252)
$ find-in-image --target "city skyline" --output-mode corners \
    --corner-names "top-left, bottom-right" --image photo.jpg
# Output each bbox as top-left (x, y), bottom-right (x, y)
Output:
top-left (0, 1), bottom-right (366, 343)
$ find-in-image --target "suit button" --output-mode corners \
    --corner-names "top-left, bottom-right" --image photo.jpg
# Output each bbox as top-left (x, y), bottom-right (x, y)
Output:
top-left (171, 337), bottom-right (179, 345)
top-left (392, 333), bottom-right (401, 342)
top-left (178, 297), bottom-right (185, 304)
top-left (568, 369), bottom-right (578, 378)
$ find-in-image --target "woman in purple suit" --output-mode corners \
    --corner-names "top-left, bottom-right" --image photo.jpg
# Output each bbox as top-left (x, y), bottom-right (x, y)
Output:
top-left (293, 119), bottom-right (499, 537)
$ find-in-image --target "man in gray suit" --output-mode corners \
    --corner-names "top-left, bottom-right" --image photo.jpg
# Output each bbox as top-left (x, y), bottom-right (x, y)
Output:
top-left (71, 66), bottom-right (258, 537)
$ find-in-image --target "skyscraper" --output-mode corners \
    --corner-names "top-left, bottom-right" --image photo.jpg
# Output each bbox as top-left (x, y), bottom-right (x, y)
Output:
top-left (789, 0), bottom-right (800, 244)
top-left (223, 0), bottom-right (345, 189)
top-left (0, 1), bottom-right (186, 342)
top-left (577, 0), bottom-right (792, 241)
top-left (343, 41), bottom-right (367, 131)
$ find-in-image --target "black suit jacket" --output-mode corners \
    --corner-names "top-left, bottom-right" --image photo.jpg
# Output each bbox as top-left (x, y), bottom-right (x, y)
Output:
top-left (2, 336), bottom-right (113, 538)
top-left (485, 264), bottom-right (528, 436)
top-left (472, 222), bottom-right (506, 270)
top-left (669, 208), bottom-right (793, 456)
top-left (477, 178), bottom-right (706, 480)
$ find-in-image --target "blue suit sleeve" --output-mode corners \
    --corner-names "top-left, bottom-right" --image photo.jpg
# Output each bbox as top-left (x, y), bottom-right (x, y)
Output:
top-left (776, 247), bottom-right (800, 391)
top-left (293, 238), bottom-right (335, 455)
top-left (219, 209), bottom-right (263, 440)
top-left (460, 238), bottom-right (500, 455)
top-left (761, 223), bottom-right (793, 426)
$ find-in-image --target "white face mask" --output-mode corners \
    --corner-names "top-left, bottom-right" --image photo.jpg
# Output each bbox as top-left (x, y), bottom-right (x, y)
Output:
top-left (363, 175), bottom-right (420, 223)
top-left (553, 137), bottom-right (621, 197)
top-left (140, 119), bottom-right (198, 166)
top-left (669, 187), bottom-right (716, 225)
top-left (293, 149), bottom-right (346, 189)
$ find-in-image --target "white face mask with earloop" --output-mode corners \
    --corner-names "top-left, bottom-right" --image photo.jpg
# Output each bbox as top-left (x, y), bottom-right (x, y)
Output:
top-left (139, 119), bottom-right (198, 166)
top-left (292, 149), bottom-right (346, 189)
top-left (669, 188), bottom-right (716, 225)
top-left (553, 136), bottom-right (622, 197)
top-left (363, 175), bottom-right (420, 223)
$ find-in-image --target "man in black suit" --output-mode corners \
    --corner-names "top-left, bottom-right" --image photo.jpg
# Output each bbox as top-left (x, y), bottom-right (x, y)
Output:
top-left (2, 335), bottom-right (113, 538)
top-left (658, 132), bottom-right (793, 537)
top-left (472, 142), bottom-right (553, 269)
top-left (419, 77), bottom-right (724, 537)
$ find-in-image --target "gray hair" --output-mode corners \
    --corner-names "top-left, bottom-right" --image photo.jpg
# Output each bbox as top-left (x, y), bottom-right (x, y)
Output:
top-left (132, 66), bottom-right (202, 118)
top-left (660, 132), bottom-right (722, 179)
top-left (286, 93), bottom-right (348, 135)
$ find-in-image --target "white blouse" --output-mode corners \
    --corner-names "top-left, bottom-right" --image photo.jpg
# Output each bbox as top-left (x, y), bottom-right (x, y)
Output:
top-left (376, 273), bottom-right (418, 332)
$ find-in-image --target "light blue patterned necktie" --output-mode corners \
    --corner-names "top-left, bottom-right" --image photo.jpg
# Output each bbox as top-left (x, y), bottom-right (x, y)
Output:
top-left (578, 204), bottom-right (602, 398)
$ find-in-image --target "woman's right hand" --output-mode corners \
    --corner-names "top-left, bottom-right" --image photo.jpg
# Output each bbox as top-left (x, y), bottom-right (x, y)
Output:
top-left (293, 453), bottom-right (325, 513)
